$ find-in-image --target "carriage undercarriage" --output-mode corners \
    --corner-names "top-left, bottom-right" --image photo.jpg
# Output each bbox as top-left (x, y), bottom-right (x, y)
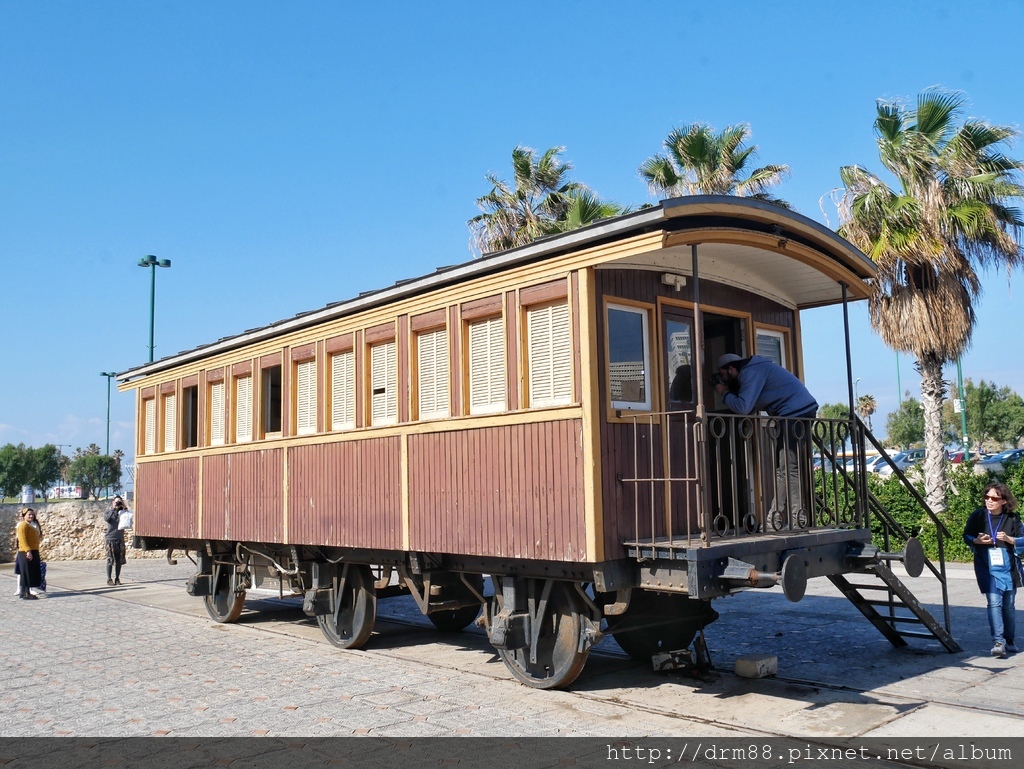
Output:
top-left (136, 517), bottom-right (920, 690)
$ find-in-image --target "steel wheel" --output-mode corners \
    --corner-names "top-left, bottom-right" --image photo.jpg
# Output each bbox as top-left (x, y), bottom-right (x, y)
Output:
top-left (204, 568), bottom-right (245, 623)
top-left (607, 591), bottom-right (717, 662)
top-left (497, 580), bottom-right (589, 690)
top-left (317, 564), bottom-right (377, 649)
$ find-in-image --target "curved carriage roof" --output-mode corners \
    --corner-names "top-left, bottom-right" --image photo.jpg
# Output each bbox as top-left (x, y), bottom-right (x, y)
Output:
top-left (118, 196), bottom-right (873, 383)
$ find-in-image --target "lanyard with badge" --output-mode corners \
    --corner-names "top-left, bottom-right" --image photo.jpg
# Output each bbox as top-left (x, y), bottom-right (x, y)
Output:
top-left (988, 513), bottom-right (1007, 568)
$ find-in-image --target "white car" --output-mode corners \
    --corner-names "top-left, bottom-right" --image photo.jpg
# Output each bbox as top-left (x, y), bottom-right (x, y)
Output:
top-left (875, 448), bottom-right (925, 477)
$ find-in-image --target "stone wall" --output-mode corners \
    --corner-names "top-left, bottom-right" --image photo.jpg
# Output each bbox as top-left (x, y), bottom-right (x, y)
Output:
top-left (1, 501), bottom-right (165, 562)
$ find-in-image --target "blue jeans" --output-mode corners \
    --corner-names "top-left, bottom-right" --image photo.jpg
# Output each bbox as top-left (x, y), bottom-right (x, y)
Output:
top-left (987, 588), bottom-right (1017, 645)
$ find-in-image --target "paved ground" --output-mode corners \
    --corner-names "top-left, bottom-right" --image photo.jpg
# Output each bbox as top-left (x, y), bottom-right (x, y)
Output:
top-left (2, 558), bottom-right (1023, 737)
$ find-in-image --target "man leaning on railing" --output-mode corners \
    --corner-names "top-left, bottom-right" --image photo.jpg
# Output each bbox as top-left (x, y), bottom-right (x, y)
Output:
top-left (713, 354), bottom-right (819, 528)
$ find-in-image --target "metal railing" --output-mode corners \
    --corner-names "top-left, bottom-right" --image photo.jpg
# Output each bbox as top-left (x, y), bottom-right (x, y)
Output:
top-left (622, 413), bottom-right (867, 549)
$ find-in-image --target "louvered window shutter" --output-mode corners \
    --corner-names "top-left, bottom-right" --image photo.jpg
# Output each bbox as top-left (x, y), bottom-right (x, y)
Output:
top-left (236, 377), bottom-right (253, 442)
top-left (210, 382), bottom-right (225, 445)
top-left (163, 393), bottom-right (177, 452)
top-left (371, 341), bottom-right (398, 425)
top-left (417, 328), bottom-right (449, 420)
top-left (468, 316), bottom-right (506, 415)
top-left (144, 399), bottom-right (156, 454)
top-left (331, 351), bottom-right (355, 430)
top-left (528, 301), bottom-right (572, 407)
top-left (296, 360), bottom-right (317, 436)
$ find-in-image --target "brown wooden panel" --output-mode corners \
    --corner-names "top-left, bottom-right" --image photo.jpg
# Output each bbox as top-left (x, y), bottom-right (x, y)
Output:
top-left (520, 278), bottom-right (568, 306)
top-left (571, 271), bottom-right (582, 404)
top-left (160, 381), bottom-right (176, 395)
top-left (232, 361), bottom-right (252, 377)
top-left (410, 308), bottom-right (446, 332)
top-left (201, 449), bottom-right (284, 542)
top-left (141, 386), bottom-right (155, 399)
top-left (365, 321), bottom-right (394, 344)
top-left (288, 438), bottom-right (402, 549)
top-left (408, 419), bottom-right (586, 561)
top-left (134, 458), bottom-right (200, 540)
top-left (206, 367), bottom-right (225, 383)
top-left (181, 374), bottom-right (199, 388)
top-left (261, 352), bottom-right (282, 369)
top-left (325, 332), bottom-right (354, 354)
top-left (290, 343), bottom-right (316, 362)
top-left (461, 294), bottom-right (502, 320)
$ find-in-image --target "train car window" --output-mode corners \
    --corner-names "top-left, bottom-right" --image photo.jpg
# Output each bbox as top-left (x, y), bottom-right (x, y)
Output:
top-left (606, 304), bottom-right (651, 411)
top-left (209, 381), bottom-right (225, 446)
top-left (143, 398), bottom-right (156, 454)
top-left (370, 341), bottom-right (398, 426)
top-left (417, 327), bottom-right (450, 420)
top-left (295, 360), bottom-right (317, 436)
top-left (183, 385), bottom-right (199, 448)
top-left (467, 315), bottom-right (506, 415)
top-left (756, 329), bottom-right (787, 369)
top-left (664, 311), bottom-right (695, 408)
top-left (261, 365), bottom-right (283, 436)
top-left (162, 392), bottom-right (177, 452)
top-left (527, 301), bottom-right (572, 408)
top-left (331, 351), bottom-right (355, 430)
top-left (235, 375), bottom-right (253, 442)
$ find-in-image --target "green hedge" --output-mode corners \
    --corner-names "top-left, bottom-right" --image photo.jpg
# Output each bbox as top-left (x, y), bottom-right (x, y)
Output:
top-left (815, 460), bottom-right (1024, 562)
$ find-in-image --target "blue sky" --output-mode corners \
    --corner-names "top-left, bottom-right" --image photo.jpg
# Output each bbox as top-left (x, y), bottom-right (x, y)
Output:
top-left (2, 1), bottom-right (1023, 479)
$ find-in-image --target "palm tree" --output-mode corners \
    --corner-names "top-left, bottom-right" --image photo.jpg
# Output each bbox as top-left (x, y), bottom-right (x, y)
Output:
top-left (856, 394), bottom-right (877, 431)
top-left (538, 188), bottom-right (632, 236)
top-left (839, 89), bottom-right (1024, 513)
top-left (639, 122), bottom-right (790, 205)
top-left (469, 145), bottom-right (583, 255)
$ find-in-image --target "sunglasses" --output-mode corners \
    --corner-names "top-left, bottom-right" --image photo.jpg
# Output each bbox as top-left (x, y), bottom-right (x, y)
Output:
top-left (985, 494), bottom-right (1004, 501)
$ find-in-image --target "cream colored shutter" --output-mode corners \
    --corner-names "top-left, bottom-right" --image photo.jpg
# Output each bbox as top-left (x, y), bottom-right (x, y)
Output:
top-left (528, 301), bottom-right (572, 407)
top-left (163, 393), bottom-right (177, 452)
top-left (417, 328), bottom-right (449, 420)
top-left (144, 399), bottom-right (156, 454)
top-left (210, 382), bottom-right (225, 446)
top-left (468, 316), bottom-right (506, 414)
top-left (331, 351), bottom-right (355, 430)
top-left (296, 360), bottom-right (317, 436)
top-left (371, 340), bottom-right (397, 425)
top-left (236, 376), bottom-right (253, 442)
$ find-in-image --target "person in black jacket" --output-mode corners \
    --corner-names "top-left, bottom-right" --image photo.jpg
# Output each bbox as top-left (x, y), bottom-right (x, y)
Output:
top-left (963, 482), bottom-right (1024, 658)
top-left (103, 496), bottom-right (129, 586)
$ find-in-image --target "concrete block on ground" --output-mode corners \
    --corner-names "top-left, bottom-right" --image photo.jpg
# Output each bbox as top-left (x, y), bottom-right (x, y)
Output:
top-left (735, 654), bottom-right (777, 678)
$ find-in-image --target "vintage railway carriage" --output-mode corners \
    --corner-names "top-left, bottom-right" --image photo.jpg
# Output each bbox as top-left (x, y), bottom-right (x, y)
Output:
top-left (119, 196), bottom-right (906, 689)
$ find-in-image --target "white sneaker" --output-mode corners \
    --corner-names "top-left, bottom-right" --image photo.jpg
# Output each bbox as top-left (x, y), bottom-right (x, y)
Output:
top-left (992, 642), bottom-right (1007, 658)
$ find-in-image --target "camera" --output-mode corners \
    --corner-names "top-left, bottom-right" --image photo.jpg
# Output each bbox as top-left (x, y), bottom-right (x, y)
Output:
top-left (710, 372), bottom-right (724, 387)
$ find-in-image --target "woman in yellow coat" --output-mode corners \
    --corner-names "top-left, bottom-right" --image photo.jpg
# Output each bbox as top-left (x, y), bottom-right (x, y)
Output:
top-left (16, 508), bottom-right (42, 600)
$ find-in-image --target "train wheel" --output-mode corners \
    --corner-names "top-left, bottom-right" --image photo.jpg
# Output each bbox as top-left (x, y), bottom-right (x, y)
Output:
top-left (204, 569), bottom-right (246, 624)
top-left (607, 592), bottom-right (717, 662)
top-left (317, 564), bottom-right (377, 649)
top-left (497, 580), bottom-right (589, 690)
top-left (426, 574), bottom-right (484, 633)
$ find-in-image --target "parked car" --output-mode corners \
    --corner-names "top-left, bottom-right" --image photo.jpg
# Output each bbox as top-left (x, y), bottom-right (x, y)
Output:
top-left (875, 448), bottom-right (926, 477)
top-left (976, 448), bottom-right (1024, 475)
top-left (812, 455), bottom-right (832, 472)
top-left (865, 455), bottom-right (889, 473)
top-left (947, 450), bottom-right (988, 464)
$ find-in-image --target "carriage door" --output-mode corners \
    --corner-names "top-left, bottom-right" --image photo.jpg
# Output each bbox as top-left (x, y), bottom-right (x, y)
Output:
top-left (662, 308), bottom-right (699, 536)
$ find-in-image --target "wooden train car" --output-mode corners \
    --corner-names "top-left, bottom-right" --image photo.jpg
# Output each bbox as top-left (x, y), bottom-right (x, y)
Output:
top-left (118, 196), bottom-right (925, 689)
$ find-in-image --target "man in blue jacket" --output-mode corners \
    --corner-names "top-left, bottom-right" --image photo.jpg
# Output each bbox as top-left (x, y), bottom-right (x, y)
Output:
top-left (714, 353), bottom-right (819, 528)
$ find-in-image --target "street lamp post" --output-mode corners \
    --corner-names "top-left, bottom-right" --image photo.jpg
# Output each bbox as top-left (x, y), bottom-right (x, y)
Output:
top-left (137, 255), bottom-right (171, 362)
top-left (100, 372), bottom-right (117, 455)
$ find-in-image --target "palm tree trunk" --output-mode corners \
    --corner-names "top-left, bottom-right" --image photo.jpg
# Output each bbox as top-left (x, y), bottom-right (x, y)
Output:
top-left (919, 354), bottom-right (947, 514)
